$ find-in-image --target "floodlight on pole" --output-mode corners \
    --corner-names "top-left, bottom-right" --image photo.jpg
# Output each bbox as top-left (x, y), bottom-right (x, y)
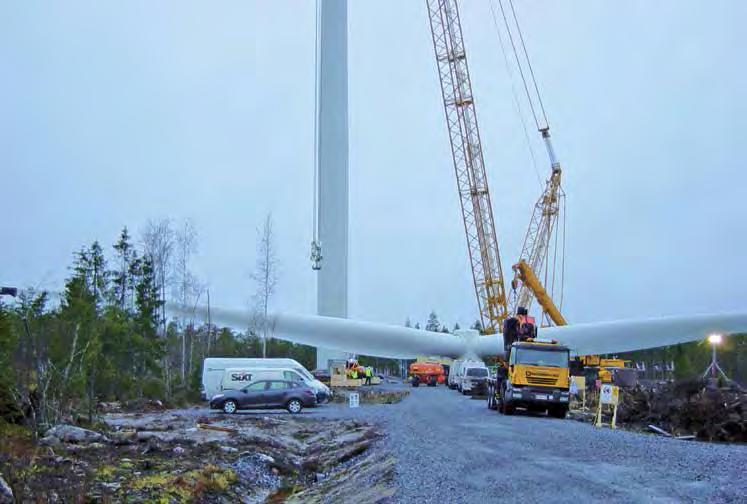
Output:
top-left (703, 334), bottom-right (728, 381)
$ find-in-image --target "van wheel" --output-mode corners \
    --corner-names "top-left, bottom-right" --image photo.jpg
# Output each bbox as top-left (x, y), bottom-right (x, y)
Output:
top-left (287, 399), bottom-right (303, 414)
top-left (222, 400), bottom-right (238, 415)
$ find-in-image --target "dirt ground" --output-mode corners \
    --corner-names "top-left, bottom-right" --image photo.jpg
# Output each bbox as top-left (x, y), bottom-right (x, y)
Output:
top-left (0, 404), bottom-right (395, 503)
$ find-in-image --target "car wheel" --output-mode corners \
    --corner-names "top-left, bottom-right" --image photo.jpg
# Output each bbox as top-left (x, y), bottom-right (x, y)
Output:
top-left (222, 400), bottom-right (238, 415)
top-left (287, 398), bottom-right (303, 414)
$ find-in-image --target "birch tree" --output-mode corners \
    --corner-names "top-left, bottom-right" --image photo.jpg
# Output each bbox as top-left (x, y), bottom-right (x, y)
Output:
top-left (251, 213), bottom-right (278, 358)
top-left (173, 219), bottom-right (200, 381)
top-left (141, 218), bottom-right (175, 331)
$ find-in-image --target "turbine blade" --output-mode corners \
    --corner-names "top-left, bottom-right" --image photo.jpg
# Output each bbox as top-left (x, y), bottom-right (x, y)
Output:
top-left (542, 312), bottom-right (747, 357)
top-left (169, 303), bottom-right (747, 361)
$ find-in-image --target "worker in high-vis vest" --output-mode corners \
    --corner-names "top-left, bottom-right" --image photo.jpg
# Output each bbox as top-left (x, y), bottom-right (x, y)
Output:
top-left (365, 367), bottom-right (373, 386)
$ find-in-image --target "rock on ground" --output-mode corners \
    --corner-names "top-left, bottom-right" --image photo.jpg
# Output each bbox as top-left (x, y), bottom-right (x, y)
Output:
top-left (0, 475), bottom-right (12, 504)
top-left (44, 424), bottom-right (108, 444)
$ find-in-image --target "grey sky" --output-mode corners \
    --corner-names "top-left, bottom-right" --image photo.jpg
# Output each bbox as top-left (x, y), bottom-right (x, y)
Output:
top-left (1, 1), bottom-right (745, 329)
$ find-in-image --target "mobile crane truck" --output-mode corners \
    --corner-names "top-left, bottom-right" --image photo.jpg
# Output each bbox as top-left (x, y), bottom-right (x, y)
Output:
top-left (487, 308), bottom-right (571, 418)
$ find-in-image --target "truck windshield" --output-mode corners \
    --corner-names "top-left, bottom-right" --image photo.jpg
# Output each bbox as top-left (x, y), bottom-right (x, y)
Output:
top-left (466, 368), bottom-right (488, 377)
top-left (515, 348), bottom-right (568, 368)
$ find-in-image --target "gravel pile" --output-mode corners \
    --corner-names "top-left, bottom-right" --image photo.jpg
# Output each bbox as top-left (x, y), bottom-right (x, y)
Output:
top-left (231, 452), bottom-right (281, 490)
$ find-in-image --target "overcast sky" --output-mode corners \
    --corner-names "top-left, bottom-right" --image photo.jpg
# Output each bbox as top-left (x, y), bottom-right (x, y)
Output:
top-left (1, 1), bottom-right (745, 329)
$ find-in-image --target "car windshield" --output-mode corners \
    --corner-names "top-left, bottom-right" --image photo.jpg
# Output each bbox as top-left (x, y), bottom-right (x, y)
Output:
top-left (466, 368), bottom-right (488, 377)
top-left (515, 348), bottom-right (569, 368)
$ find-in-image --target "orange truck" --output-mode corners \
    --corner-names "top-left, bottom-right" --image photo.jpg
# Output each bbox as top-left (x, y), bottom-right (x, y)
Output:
top-left (409, 362), bottom-right (445, 387)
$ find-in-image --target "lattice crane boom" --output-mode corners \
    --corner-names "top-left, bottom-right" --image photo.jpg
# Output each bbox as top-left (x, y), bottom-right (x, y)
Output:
top-left (511, 128), bottom-right (565, 317)
top-left (426, 0), bottom-right (508, 334)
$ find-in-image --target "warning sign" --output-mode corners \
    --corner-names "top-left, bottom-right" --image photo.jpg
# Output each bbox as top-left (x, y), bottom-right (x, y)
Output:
top-left (600, 384), bottom-right (619, 405)
top-left (348, 392), bottom-right (360, 408)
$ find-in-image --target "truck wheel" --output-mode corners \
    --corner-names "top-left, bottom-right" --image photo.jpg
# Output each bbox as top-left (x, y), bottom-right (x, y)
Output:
top-left (412, 381), bottom-right (419, 388)
top-left (502, 401), bottom-right (515, 415)
top-left (499, 383), bottom-right (515, 415)
top-left (549, 405), bottom-right (568, 419)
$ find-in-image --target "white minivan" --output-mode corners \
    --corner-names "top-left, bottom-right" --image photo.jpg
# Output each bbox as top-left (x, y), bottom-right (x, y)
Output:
top-left (448, 359), bottom-right (484, 390)
top-left (202, 358), bottom-right (331, 403)
top-left (458, 361), bottom-right (489, 395)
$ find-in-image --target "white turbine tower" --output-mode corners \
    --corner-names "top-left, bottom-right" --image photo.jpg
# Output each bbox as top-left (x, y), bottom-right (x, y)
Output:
top-left (312, 0), bottom-right (350, 370)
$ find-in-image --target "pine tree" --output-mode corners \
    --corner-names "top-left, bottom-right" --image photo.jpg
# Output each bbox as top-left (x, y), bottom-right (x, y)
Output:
top-left (111, 227), bottom-right (136, 310)
top-left (425, 311), bottom-right (440, 332)
top-left (440, 326), bottom-right (449, 334)
top-left (404, 317), bottom-right (412, 328)
top-left (414, 322), bottom-right (421, 330)
top-left (453, 322), bottom-right (461, 332)
top-left (471, 320), bottom-right (482, 332)
top-left (89, 241), bottom-right (107, 308)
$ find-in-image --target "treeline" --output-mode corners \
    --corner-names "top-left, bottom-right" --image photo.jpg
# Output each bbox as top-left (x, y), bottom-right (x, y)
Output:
top-left (0, 225), bottom-right (313, 434)
top-left (615, 335), bottom-right (747, 384)
top-left (404, 310), bottom-right (480, 334)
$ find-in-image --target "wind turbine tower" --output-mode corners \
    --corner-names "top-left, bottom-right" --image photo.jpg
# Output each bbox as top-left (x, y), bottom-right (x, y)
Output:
top-left (312, 0), bottom-right (349, 370)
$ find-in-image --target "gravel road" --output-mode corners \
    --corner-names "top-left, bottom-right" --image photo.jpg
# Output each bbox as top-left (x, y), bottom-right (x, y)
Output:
top-left (315, 385), bottom-right (747, 503)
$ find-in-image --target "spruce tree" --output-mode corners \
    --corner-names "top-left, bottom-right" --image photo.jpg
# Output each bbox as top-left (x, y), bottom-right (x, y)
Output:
top-left (425, 311), bottom-right (440, 332)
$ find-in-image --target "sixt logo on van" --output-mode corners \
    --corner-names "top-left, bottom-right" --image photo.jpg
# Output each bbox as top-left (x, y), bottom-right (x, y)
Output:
top-left (230, 372), bottom-right (253, 382)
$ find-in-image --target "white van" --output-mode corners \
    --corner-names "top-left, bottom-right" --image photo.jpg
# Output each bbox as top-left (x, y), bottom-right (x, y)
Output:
top-left (458, 361), bottom-right (489, 395)
top-left (201, 358), bottom-right (331, 403)
top-left (448, 359), bottom-right (483, 390)
top-left (448, 359), bottom-right (465, 389)
top-left (220, 367), bottom-right (320, 393)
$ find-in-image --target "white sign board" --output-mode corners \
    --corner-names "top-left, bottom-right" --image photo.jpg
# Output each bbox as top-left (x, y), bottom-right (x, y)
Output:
top-left (600, 384), bottom-right (619, 405)
top-left (348, 392), bottom-right (360, 408)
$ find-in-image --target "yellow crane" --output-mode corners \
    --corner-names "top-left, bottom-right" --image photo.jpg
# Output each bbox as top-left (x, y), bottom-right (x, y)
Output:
top-left (425, 0), bottom-right (509, 334)
top-left (486, 0), bottom-right (567, 325)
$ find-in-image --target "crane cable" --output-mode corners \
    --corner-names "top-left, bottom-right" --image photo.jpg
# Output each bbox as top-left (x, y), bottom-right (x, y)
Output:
top-left (495, 0), bottom-right (549, 131)
top-left (490, 0), bottom-right (567, 320)
top-left (488, 0), bottom-right (542, 189)
top-left (312, 0), bottom-right (321, 244)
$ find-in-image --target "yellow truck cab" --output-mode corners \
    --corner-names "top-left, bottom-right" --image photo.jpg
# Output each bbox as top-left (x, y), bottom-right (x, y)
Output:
top-left (488, 338), bottom-right (571, 418)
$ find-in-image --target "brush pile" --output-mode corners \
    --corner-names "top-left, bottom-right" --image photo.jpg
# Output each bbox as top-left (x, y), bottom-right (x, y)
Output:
top-left (617, 379), bottom-right (746, 442)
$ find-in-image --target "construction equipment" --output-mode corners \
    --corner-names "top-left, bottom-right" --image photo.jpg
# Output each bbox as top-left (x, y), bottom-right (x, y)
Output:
top-left (512, 262), bottom-right (632, 385)
top-left (426, 0), bottom-right (509, 334)
top-left (512, 260), bottom-right (566, 326)
top-left (486, 0), bottom-right (567, 325)
top-left (408, 361), bottom-right (446, 387)
top-left (487, 323), bottom-right (571, 418)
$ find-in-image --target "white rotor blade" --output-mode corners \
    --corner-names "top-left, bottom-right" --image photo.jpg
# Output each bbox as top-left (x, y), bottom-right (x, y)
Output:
top-left (169, 303), bottom-right (747, 360)
top-left (542, 312), bottom-right (747, 357)
top-left (168, 304), bottom-right (466, 359)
